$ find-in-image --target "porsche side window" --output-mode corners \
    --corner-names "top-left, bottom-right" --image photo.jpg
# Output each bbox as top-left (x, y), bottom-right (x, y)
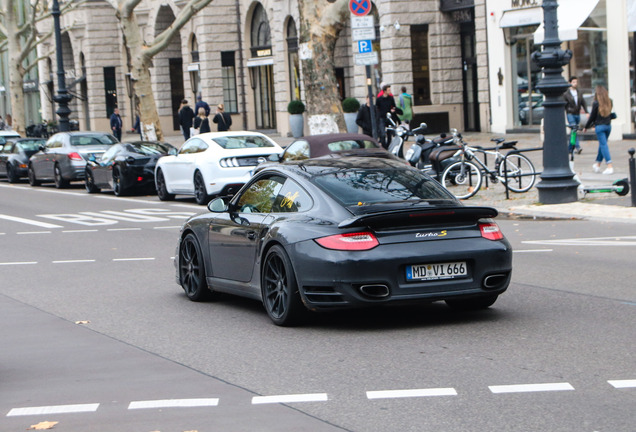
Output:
top-left (237, 176), bottom-right (285, 213)
top-left (282, 140), bottom-right (309, 161)
top-left (271, 179), bottom-right (313, 213)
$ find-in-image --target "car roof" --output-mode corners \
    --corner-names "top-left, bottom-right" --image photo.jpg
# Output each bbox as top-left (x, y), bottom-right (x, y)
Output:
top-left (0, 131), bottom-right (21, 137)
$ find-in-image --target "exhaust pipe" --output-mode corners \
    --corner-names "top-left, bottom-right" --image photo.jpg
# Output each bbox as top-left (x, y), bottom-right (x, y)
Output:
top-left (483, 274), bottom-right (507, 290)
top-left (359, 284), bottom-right (390, 298)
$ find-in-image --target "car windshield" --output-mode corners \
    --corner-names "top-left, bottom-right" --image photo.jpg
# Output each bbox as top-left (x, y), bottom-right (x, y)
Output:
top-left (128, 142), bottom-right (169, 155)
top-left (18, 141), bottom-right (43, 151)
top-left (212, 135), bottom-right (275, 149)
top-left (312, 168), bottom-right (453, 207)
top-left (70, 135), bottom-right (117, 146)
top-left (327, 139), bottom-right (379, 151)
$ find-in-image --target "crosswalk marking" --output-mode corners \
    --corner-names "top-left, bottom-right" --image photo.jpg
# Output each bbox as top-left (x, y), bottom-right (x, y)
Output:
top-left (7, 403), bottom-right (99, 416)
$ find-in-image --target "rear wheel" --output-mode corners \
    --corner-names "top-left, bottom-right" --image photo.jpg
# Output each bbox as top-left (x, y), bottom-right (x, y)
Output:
top-left (84, 169), bottom-right (101, 193)
top-left (54, 163), bottom-right (68, 188)
top-left (194, 171), bottom-right (210, 205)
top-left (261, 245), bottom-right (306, 326)
top-left (500, 154), bottom-right (536, 193)
top-left (446, 294), bottom-right (498, 311)
top-left (156, 169), bottom-right (175, 201)
top-left (179, 233), bottom-right (212, 301)
top-left (112, 166), bottom-right (126, 196)
top-left (6, 163), bottom-right (19, 183)
top-left (440, 160), bottom-right (482, 200)
top-left (27, 164), bottom-right (41, 186)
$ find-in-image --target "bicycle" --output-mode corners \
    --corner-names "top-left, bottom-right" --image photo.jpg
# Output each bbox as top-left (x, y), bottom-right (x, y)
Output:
top-left (439, 131), bottom-right (538, 200)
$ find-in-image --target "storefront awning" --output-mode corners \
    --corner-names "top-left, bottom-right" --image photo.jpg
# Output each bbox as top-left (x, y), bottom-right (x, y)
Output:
top-left (533, 0), bottom-right (600, 44)
top-left (499, 7), bottom-right (543, 29)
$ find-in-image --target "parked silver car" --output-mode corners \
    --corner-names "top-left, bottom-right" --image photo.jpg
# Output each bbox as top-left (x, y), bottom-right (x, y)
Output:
top-left (28, 132), bottom-right (118, 188)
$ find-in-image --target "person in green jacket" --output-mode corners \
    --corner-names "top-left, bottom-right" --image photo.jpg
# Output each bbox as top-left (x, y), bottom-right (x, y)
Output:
top-left (397, 87), bottom-right (413, 125)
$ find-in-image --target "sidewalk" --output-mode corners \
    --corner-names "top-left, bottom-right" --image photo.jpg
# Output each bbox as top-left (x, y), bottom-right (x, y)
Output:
top-left (140, 129), bottom-right (636, 224)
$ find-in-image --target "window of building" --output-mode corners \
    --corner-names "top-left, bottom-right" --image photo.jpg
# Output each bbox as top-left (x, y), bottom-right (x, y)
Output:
top-left (411, 25), bottom-right (431, 106)
top-left (221, 51), bottom-right (238, 113)
top-left (103, 67), bottom-right (118, 118)
top-left (287, 19), bottom-right (300, 101)
top-left (191, 35), bottom-right (199, 63)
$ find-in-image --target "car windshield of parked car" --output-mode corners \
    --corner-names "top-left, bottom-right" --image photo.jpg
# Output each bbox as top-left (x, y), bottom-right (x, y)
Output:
top-left (17, 141), bottom-right (43, 152)
top-left (212, 135), bottom-right (275, 149)
top-left (71, 135), bottom-right (117, 146)
top-left (128, 142), bottom-right (169, 156)
top-left (327, 139), bottom-right (379, 152)
top-left (312, 168), bottom-right (452, 208)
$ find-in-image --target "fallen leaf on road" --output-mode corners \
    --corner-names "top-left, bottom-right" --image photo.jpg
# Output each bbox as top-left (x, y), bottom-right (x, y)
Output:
top-left (75, 320), bottom-right (90, 325)
top-left (28, 421), bottom-right (58, 430)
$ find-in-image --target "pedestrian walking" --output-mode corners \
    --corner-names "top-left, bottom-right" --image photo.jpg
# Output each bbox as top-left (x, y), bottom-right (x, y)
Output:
top-left (193, 107), bottom-right (211, 134)
top-left (584, 85), bottom-right (615, 175)
top-left (195, 95), bottom-right (210, 117)
top-left (397, 86), bottom-right (413, 125)
top-left (178, 99), bottom-right (195, 140)
top-left (375, 84), bottom-right (401, 149)
top-left (356, 96), bottom-right (376, 138)
top-left (563, 76), bottom-right (588, 153)
top-left (212, 104), bottom-right (232, 132)
top-left (110, 107), bottom-right (122, 141)
top-left (131, 114), bottom-right (142, 138)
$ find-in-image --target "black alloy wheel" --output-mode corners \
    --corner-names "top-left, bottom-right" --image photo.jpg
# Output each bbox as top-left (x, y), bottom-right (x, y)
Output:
top-left (445, 294), bottom-right (498, 311)
top-left (194, 171), bottom-right (209, 205)
top-left (113, 166), bottom-right (125, 196)
top-left (179, 233), bottom-right (211, 301)
top-left (54, 163), bottom-right (68, 188)
top-left (156, 169), bottom-right (175, 201)
top-left (84, 169), bottom-right (100, 193)
top-left (27, 164), bottom-right (40, 186)
top-left (6, 163), bottom-right (18, 183)
top-left (261, 245), bottom-right (305, 326)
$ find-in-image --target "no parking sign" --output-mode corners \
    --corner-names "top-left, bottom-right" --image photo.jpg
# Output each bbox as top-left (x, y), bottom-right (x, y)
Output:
top-left (349, 0), bottom-right (371, 17)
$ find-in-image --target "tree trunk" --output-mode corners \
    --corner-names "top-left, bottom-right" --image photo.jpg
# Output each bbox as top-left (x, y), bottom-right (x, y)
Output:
top-left (119, 6), bottom-right (163, 141)
top-left (298, 0), bottom-right (349, 135)
top-left (5, 2), bottom-right (27, 136)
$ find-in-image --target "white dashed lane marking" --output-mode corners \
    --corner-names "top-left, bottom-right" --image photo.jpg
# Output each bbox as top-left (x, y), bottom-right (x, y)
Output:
top-left (113, 257), bottom-right (156, 262)
top-left (489, 382), bottom-right (575, 394)
top-left (513, 249), bottom-right (553, 253)
top-left (17, 231), bottom-right (51, 235)
top-left (7, 403), bottom-right (100, 416)
top-left (609, 379), bottom-right (636, 388)
top-left (52, 260), bottom-right (97, 264)
top-left (366, 388), bottom-right (457, 400)
top-left (0, 261), bottom-right (37, 266)
top-left (0, 214), bottom-right (62, 228)
top-left (128, 398), bottom-right (219, 410)
top-left (252, 393), bottom-right (328, 404)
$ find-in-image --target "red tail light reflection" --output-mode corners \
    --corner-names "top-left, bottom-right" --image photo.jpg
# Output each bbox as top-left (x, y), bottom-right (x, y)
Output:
top-left (315, 232), bottom-right (379, 251)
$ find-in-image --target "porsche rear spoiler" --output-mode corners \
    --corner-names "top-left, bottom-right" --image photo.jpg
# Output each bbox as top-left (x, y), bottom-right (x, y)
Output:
top-left (338, 206), bottom-right (498, 229)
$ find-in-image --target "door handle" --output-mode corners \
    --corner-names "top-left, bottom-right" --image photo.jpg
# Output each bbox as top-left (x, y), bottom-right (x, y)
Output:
top-left (247, 231), bottom-right (257, 240)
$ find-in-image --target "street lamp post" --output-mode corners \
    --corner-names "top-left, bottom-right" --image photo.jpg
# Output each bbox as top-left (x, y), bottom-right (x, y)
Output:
top-left (51, 0), bottom-right (72, 132)
top-left (532, 0), bottom-right (579, 204)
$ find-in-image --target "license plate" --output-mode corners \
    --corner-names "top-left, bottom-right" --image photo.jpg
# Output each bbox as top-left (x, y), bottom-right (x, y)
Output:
top-left (406, 261), bottom-right (467, 281)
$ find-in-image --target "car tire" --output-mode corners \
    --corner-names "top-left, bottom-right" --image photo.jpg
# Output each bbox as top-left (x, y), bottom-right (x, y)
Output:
top-left (261, 245), bottom-right (306, 326)
top-left (85, 169), bottom-right (101, 193)
top-left (54, 163), bottom-right (68, 189)
top-left (6, 163), bottom-right (19, 183)
top-left (179, 233), bottom-right (212, 301)
top-left (193, 171), bottom-right (210, 205)
top-left (27, 164), bottom-right (41, 186)
top-left (113, 166), bottom-right (126, 196)
top-left (156, 169), bottom-right (175, 201)
top-left (445, 294), bottom-right (498, 311)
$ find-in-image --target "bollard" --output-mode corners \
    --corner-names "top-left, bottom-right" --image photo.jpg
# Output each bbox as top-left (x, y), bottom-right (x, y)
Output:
top-left (630, 148), bottom-right (636, 207)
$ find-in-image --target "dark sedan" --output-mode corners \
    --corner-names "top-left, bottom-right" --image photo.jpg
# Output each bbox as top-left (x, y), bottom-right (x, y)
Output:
top-left (85, 141), bottom-right (176, 196)
top-left (28, 132), bottom-right (118, 188)
top-left (175, 157), bottom-right (512, 326)
top-left (0, 138), bottom-right (45, 183)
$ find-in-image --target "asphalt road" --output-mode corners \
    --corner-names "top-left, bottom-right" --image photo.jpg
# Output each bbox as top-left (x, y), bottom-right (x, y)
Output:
top-left (0, 181), bottom-right (634, 432)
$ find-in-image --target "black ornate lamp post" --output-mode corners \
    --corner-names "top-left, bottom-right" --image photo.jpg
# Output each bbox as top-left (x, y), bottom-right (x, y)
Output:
top-left (532, 0), bottom-right (579, 204)
top-left (52, 0), bottom-right (72, 132)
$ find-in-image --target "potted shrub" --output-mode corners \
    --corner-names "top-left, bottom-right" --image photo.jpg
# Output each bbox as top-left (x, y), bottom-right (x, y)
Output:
top-left (342, 97), bottom-right (361, 133)
top-left (287, 100), bottom-right (305, 138)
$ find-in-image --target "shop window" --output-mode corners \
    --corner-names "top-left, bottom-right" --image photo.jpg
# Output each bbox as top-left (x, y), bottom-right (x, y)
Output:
top-left (411, 25), bottom-right (431, 106)
top-left (287, 18), bottom-right (300, 101)
top-left (103, 67), bottom-right (118, 118)
top-left (221, 51), bottom-right (238, 113)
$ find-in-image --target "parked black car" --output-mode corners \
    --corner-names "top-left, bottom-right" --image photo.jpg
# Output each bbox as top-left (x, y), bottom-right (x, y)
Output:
top-left (175, 157), bottom-right (513, 326)
top-left (85, 141), bottom-right (177, 196)
top-left (0, 138), bottom-right (46, 183)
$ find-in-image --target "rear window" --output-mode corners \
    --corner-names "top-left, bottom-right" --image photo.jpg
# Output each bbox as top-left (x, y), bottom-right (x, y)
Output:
top-left (70, 135), bottom-right (117, 146)
top-left (313, 168), bottom-right (452, 206)
top-left (327, 139), bottom-right (379, 152)
top-left (128, 142), bottom-right (170, 155)
top-left (212, 135), bottom-right (275, 149)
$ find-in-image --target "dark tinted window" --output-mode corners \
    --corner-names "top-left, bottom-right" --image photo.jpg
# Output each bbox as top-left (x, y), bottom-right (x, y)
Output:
top-left (128, 142), bottom-right (170, 156)
top-left (212, 135), bottom-right (275, 149)
top-left (71, 135), bottom-right (117, 146)
top-left (313, 168), bottom-right (451, 206)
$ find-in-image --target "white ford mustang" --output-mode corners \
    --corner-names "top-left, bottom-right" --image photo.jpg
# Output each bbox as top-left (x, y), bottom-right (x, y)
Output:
top-left (155, 131), bottom-right (283, 204)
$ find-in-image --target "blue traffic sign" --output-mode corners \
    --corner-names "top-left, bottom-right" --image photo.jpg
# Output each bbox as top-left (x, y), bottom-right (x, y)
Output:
top-left (358, 40), bottom-right (373, 54)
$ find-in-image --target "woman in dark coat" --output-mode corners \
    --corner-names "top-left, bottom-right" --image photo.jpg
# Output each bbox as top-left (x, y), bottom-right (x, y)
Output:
top-left (212, 104), bottom-right (232, 131)
top-left (193, 107), bottom-right (211, 134)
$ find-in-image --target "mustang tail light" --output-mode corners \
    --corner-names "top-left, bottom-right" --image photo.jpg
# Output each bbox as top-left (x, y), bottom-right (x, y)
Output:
top-left (315, 232), bottom-right (379, 251)
top-left (68, 152), bottom-right (83, 161)
top-left (479, 221), bottom-right (504, 241)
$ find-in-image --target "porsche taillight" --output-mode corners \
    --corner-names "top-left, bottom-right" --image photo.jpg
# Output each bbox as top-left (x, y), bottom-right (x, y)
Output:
top-left (315, 232), bottom-right (379, 251)
top-left (479, 221), bottom-right (504, 241)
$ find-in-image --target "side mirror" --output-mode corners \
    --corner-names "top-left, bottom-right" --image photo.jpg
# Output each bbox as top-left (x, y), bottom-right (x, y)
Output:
top-left (208, 197), bottom-right (229, 213)
top-left (268, 153), bottom-right (281, 162)
top-left (168, 148), bottom-right (178, 156)
top-left (39, 145), bottom-right (46, 151)
top-left (419, 122), bottom-right (427, 129)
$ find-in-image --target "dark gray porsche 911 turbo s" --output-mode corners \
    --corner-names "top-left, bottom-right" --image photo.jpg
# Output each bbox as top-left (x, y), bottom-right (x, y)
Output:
top-left (175, 157), bottom-right (512, 326)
